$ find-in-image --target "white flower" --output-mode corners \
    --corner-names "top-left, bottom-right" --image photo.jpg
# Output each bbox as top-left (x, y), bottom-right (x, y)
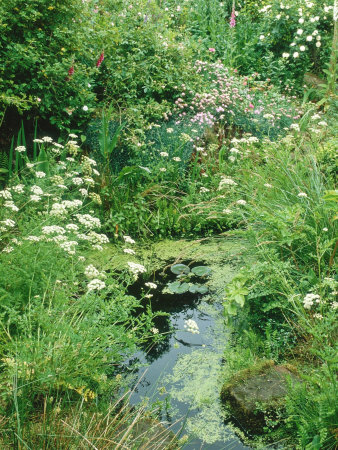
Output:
top-left (290, 123), bottom-right (300, 131)
top-left (145, 282), bottom-right (157, 289)
top-left (42, 136), bottom-right (53, 142)
top-left (297, 29), bottom-right (303, 35)
top-left (1, 219), bottom-right (15, 228)
top-left (83, 105), bottom-right (89, 111)
top-left (160, 152), bottom-right (169, 157)
top-left (75, 214), bottom-right (101, 229)
top-left (184, 319), bottom-right (199, 334)
top-left (42, 226), bottom-right (66, 235)
top-left (11, 184), bottom-right (24, 194)
top-left (306, 35), bottom-right (313, 41)
top-left (4, 201), bottom-right (19, 211)
top-left (303, 293), bottom-right (321, 309)
top-left (151, 327), bottom-right (159, 334)
top-left (127, 262), bottom-right (147, 276)
top-left (33, 139), bottom-right (44, 143)
top-left (318, 121), bottom-right (327, 127)
top-left (31, 185), bottom-right (43, 195)
top-left (15, 146), bottom-right (26, 153)
top-left (35, 171), bottom-right (46, 178)
top-left (200, 187), bottom-right (210, 193)
top-left (293, 52), bottom-right (299, 58)
top-left (79, 188), bottom-right (88, 196)
top-left (229, 147), bottom-right (240, 154)
top-left (59, 240), bottom-right (78, 255)
top-left (173, 157), bottom-right (181, 162)
top-left (123, 248), bottom-right (136, 255)
top-left (84, 264), bottom-right (100, 279)
top-left (322, 227), bottom-right (328, 232)
top-left (66, 224), bottom-right (79, 232)
top-left (30, 194), bottom-right (41, 202)
top-left (264, 183), bottom-right (273, 188)
top-left (218, 176), bottom-right (237, 189)
top-left (316, 41), bottom-right (321, 48)
top-left (298, 18), bottom-right (304, 24)
top-left (159, 168), bottom-right (166, 172)
top-left (166, 128), bottom-right (174, 133)
top-left (223, 208), bottom-right (232, 214)
top-left (300, 45), bottom-right (306, 51)
top-left (72, 177), bottom-right (83, 185)
top-left (297, 192), bottom-right (308, 198)
top-left (124, 235), bottom-right (135, 244)
top-left (50, 203), bottom-right (68, 217)
top-left (87, 279), bottom-right (106, 292)
top-left (259, 35), bottom-right (265, 40)
top-left (2, 246), bottom-right (14, 253)
top-left (0, 190), bottom-right (12, 200)
top-left (236, 199), bottom-right (247, 205)
top-left (69, 133), bottom-right (78, 138)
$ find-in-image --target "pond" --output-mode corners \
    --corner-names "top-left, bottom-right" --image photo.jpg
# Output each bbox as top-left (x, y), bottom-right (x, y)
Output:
top-left (116, 237), bottom-right (252, 448)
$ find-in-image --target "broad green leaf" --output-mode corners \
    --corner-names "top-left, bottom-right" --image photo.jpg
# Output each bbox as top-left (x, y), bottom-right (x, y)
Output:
top-left (191, 266), bottom-right (212, 277)
top-left (170, 264), bottom-right (190, 275)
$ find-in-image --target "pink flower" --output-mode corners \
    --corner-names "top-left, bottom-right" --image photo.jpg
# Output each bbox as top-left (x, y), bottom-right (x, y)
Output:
top-left (96, 52), bottom-right (104, 68)
top-left (249, 103), bottom-right (254, 108)
top-left (230, 8), bottom-right (236, 28)
top-left (208, 48), bottom-right (216, 53)
top-left (66, 66), bottom-right (74, 81)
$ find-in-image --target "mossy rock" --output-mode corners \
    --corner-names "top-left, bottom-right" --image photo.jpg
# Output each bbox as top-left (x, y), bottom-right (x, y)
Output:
top-left (220, 361), bottom-right (300, 434)
top-left (130, 417), bottom-right (178, 449)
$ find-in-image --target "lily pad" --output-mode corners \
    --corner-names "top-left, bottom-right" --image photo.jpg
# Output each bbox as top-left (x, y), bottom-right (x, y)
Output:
top-left (191, 266), bottom-right (212, 277)
top-left (167, 281), bottom-right (190, 294)
top-left (189, 284), bottom-right (209, 294)
top-left (171, 264), bottom-right (190, 275)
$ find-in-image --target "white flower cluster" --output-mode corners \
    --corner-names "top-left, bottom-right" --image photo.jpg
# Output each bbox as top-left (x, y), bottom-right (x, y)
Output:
top-left (0, 189), bottom-right (12, 199)
top-left (72, 177), bottom-right (83, 185)
top-left (124, 248), bottom-right (136, 255)
top-left (124, 235), bottom-right (136, 244)
top-left (218, 176), bottom-right (237, 190)
top-left (62, 199), bottom-right (83, 210)
top-left (59, 240), bottom-right (78, 255)
top-left (184, 319), bottom-right (200, 334)
top-left (42, 225), bottom-right (66, 235)
top-left (65, 223), bottom-right (79, 232)
top-left (35, 171), bottom-right (46, 178)
top-left (303, 293), bottom-right (321, 309)
top-left (75, 214), bottom-right (101, 229)
top-left (84, 264), bottom-right (100, 279)
top-left (31, 185), bottom-right (44, 196)
top-left (4, 201), bottom-right (19, 212)
top-left (50, 203), bottom-right (68, 217)
top-left (15, 146), bottom-right (26, 153)
top-left (145, 282), bottom-right (157, 289)
top-left (87, 279), bottom-right (106, 292)
top-left (127, 262), bottom-right (147, 277)
top-left (11, 184), bottom-right (25, 194)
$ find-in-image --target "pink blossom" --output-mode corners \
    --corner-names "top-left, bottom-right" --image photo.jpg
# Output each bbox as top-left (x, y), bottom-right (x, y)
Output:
top-left (96, 52), bottom-right (104, 68)
top-left (230, 8), bottom-right (236, 28)
top-left (208, 48), bottom-right (216, 53)
top-left (249, 103), bottom-right (254, 108)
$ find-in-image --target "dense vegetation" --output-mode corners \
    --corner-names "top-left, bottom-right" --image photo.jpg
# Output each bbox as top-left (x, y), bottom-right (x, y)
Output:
top-left (0, 0), bottom-right (337, 448)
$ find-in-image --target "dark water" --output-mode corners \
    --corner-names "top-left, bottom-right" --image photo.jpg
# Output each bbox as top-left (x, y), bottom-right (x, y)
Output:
top-left (125, 262), bottom-right (251, 449)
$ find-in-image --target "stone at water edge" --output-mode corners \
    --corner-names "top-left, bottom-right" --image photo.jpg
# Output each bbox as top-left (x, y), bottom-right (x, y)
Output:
top-left (220, 360), bottom-right (301, 434)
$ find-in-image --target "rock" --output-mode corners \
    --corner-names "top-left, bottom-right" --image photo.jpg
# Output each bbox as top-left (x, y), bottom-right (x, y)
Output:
top-left (130, 417), bottom-right (178, 449)
top-left (304, 72), bottom-right (325, 88)
top-left (220, 360), bottom-right (300, 434)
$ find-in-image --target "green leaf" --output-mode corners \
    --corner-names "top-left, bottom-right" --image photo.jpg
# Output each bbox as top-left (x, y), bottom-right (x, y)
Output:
top-left (167, 281), bottom-right (190, 294)
top-left (191, 266), bottom-right (212, 277)
top-left (170, 264), bottom-right (190, 275)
